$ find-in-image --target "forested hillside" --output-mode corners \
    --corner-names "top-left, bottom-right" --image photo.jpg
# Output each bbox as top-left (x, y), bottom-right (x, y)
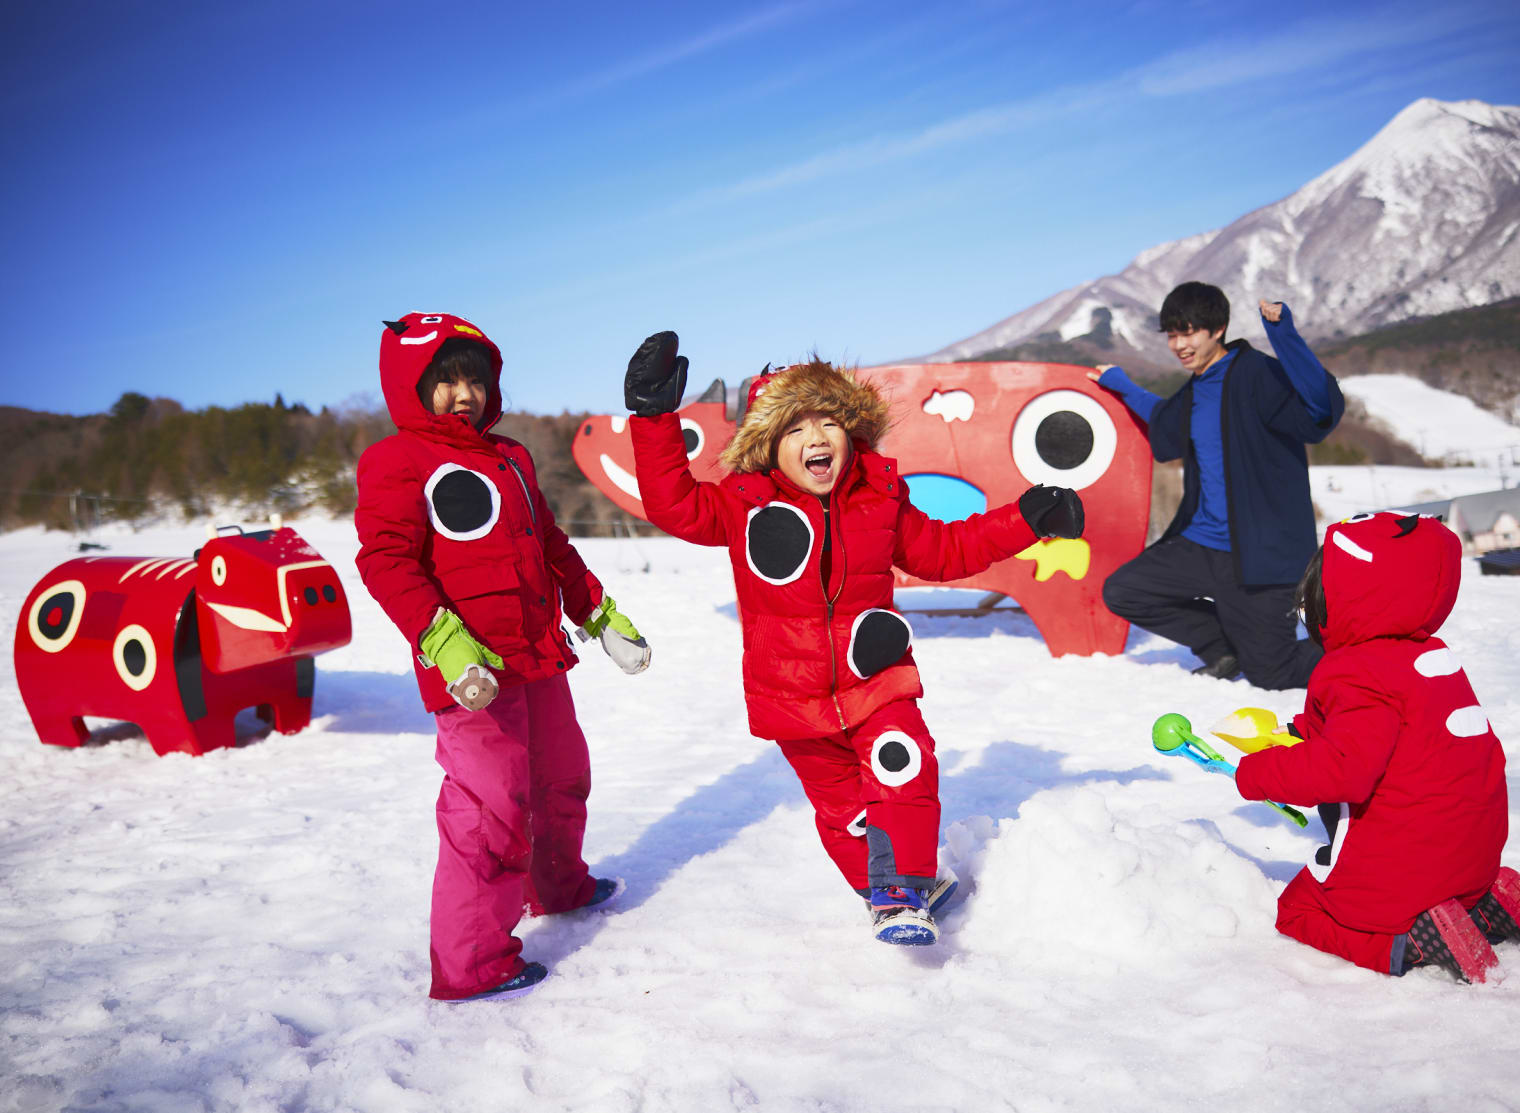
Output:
top-left (8, 298), bottom-right (1517, 533)
top-left (0, 394), bottom-right (642, 536)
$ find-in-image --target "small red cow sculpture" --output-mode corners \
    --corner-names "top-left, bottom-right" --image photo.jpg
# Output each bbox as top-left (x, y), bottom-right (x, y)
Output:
top-left (573, 363), bottom-right (1152, 657)
top-left (14, 523), bottom-right (352, 756)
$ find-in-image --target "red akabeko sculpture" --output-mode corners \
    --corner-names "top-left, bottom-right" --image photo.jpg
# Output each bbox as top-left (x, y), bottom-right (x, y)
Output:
top-left (573, 363), bottom-right (1152, 657)
top-left (14, 522), bottom-right (352, 756)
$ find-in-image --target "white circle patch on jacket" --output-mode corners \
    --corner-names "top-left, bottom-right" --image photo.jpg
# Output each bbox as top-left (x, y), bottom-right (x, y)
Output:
top-left (745, 502), bottom-right (814, 585)
top-left (848, 608), bottom-right (913, 678)
top-left (871, 730), bottom-right (922, 787)
top-left (1447, 706), bottom-right (1490, 738)
top-left (425, 463), bottom-right (501, 541)
top-left (1413, 648), bottom-right (1460, 677)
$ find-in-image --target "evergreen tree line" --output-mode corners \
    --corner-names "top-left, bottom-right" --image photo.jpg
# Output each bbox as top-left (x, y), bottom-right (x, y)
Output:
top-left (0, 393), bottom-right (643, 536)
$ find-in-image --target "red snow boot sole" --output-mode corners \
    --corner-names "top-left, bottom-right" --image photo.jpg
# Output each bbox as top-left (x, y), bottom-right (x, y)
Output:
top-left (1408, 900), bottom-right (1499, 984)
top-left (1470, 866), bottom-right (1520, 944)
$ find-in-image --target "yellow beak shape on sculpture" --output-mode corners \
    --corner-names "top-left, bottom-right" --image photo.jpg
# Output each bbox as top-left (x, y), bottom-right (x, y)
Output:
top-left (1015, 538), bottom-right (1091, 582)
top-left (1208, 707), bottom-right (1303, 754)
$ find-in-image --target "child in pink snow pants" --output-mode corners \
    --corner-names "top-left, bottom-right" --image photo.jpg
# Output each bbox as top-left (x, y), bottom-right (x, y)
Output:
top-left (355, 313), bottom-right (651, 1000)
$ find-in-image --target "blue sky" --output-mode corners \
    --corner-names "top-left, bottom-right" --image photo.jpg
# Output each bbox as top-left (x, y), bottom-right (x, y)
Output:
top-left (4, 0), bottom-right (1517, 418)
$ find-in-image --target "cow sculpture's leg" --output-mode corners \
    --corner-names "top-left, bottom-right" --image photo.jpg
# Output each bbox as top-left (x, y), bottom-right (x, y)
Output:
top-left (30, 713), bottom-right (91, 749)
top-left (260, 659), bottom-right (314, 735)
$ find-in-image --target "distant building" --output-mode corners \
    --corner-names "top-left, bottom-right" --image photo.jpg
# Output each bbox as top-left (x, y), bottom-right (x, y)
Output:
top-left (1384, 487), bottom-right (1520, 555)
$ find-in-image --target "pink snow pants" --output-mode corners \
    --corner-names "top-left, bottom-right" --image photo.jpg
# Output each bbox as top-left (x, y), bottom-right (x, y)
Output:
top-left (776, 699), bottom-right (940, 893)
top-left (428, 673), bottom-right (595, 1000)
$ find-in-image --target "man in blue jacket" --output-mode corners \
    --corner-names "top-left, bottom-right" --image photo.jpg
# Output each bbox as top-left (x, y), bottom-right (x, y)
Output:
top-left (1088, 281), bottom-right (1343, 689)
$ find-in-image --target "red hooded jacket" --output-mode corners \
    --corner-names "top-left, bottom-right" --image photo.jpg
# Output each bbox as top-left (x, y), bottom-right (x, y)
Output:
top-left (630, 412), bottom-right (1038, 741)
top-left (1236, 511), bottom-right (1507, 933)
top-left (354, 313), bottom-right (602, 712)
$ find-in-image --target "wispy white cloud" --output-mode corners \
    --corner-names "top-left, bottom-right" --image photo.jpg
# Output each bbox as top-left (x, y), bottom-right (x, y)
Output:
top-left (1132, 4), bottom-right (1500, 96)
top-left (677, 1), bottom-right (1506, 208)
top-left (540, 2), bottom-right (819, 105)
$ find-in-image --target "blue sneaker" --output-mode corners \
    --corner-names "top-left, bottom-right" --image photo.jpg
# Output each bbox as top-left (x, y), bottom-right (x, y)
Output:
top-left (869, 885), bottom-right (938, 946)
top-left (926, 868), bottom-right (959, 916)
top-left (454, 961), bottom-right (549, 1001)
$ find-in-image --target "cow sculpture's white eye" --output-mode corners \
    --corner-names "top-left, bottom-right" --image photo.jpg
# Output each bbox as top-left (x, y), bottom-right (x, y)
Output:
top-left (211, 555), bottom-right (227, 585)
top-left (1011, 390), bottom-right (1117, 490)
top-left (679, 418), bottom-right (705, 461)
top-left (113, 624), bottom-right (157, 691)
top-left (27, 580), bottom-right (86, 653)
top-left (420, 315), bottom-right (444, 324)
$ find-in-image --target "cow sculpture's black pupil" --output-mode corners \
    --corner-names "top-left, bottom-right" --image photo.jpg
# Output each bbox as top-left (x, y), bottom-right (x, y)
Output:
top-left (39, 593), bottom-right (74, 638)
top-left (1035, 411), bottom-right (1093, 470)
top-left (122, 640), bottom-right (147, 675)
top-left (683, 429), bottom-right (700, 455)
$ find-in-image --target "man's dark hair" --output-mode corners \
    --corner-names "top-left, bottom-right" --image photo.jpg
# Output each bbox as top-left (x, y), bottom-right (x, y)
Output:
top-left (1158, 281), bottom-right (1230, 336)
top-left (1294, 546), bottom-right (1327, 647)
top-left (417, 338), bottom-right (493, 409)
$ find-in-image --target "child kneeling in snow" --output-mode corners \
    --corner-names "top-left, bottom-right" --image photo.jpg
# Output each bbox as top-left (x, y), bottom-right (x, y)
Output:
top-left (1234, 511), bottom-right (1516, 982)
top-left (623, 332), bottom-right (1085, 945)
top-left (355, 314), bottom-right (650, 1000)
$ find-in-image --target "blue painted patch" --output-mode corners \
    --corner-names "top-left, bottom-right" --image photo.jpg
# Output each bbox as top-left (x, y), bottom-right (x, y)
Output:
top-left (902, 473), bottom-right (987, 522)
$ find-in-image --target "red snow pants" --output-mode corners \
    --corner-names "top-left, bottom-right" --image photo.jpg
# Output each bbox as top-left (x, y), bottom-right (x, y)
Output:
top-left (776, 698), bottom-right (939, 892)
top-left (1275, 869), bottom-right (1403, 974)
top-left (428, 673), bottom-right (595, 1000)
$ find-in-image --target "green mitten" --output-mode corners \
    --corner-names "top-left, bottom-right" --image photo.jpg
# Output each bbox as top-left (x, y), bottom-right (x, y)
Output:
top-left (580, 596), bottom-right (651, 675)
top-left (420, 608), bottom-right (505, 711)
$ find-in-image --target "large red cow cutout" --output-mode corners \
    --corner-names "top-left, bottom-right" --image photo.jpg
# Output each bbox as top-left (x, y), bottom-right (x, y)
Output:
top-left (14, 523), bottom-right (352, 756)
top-left (573, 364), bottom-right (1151, 656)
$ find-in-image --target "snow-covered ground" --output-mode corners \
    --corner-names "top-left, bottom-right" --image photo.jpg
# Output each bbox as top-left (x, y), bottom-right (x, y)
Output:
top-left (1341, 373), bottom-right (1520, 468)
top-left (3, 501), bottom-right (1519, 1113)
top-left (1309, 462), bottom-right (1511, 524)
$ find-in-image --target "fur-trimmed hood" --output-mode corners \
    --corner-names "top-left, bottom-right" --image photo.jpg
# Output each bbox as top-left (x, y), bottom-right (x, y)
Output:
top-left (719, 359), bottom-right (891, 474)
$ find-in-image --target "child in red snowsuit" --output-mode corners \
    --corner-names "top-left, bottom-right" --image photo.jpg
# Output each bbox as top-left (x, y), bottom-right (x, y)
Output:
top-left (623, 331), bottom-right (1085, 945)
top-left (1235, 510), bottom-right (1516, 982)
top-left (355, 313), bottom-right (650, 1000)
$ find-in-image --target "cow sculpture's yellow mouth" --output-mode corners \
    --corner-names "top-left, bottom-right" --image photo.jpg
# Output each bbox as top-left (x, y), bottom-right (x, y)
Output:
top-left (204, 600), bottom-right (286, 632)
top-left (202, 560), bottom-right (338, 633)
top-left (1015, 538), bottom-right (1091, 582)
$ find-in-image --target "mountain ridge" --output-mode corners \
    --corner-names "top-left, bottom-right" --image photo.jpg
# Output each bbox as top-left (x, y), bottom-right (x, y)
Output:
top-left (927, 98), bottom-right (1520, 371)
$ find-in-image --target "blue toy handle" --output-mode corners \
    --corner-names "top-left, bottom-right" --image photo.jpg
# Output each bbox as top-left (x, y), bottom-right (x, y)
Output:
top-left (1151, 712), bottom-right (1309, 828)
top-left (1172, 738), bottom-right (1238, 778)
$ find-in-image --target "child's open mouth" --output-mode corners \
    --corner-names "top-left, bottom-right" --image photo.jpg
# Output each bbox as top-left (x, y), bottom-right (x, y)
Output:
top-left (805, 453), bottom-right (833, 478)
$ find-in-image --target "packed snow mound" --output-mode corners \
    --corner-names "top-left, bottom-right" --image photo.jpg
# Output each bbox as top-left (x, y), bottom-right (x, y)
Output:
top-left (947, 789), bottom-right (1279, 974)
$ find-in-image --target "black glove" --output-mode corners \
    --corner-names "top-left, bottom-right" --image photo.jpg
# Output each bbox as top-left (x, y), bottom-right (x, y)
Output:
top-left (625, 331), bottom-right (689, 417)
top-left (1018, 485), bottom-right (1085, 539)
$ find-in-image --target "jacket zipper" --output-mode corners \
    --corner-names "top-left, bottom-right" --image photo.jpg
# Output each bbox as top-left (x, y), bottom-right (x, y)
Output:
top-left (505, 457), bottom-right (538, 527)
top-left (821, 498), bottom-right (848, 730)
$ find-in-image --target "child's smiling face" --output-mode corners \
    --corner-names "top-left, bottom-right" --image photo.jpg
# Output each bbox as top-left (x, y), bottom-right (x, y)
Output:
top-left (429, 373), bottom-right (488, 428)
top-left (774, 411), bottom-right (851, 498)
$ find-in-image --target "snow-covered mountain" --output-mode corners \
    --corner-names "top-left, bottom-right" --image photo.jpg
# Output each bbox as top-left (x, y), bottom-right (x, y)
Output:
top-left (929, 98), bottom-right (1520, 364)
